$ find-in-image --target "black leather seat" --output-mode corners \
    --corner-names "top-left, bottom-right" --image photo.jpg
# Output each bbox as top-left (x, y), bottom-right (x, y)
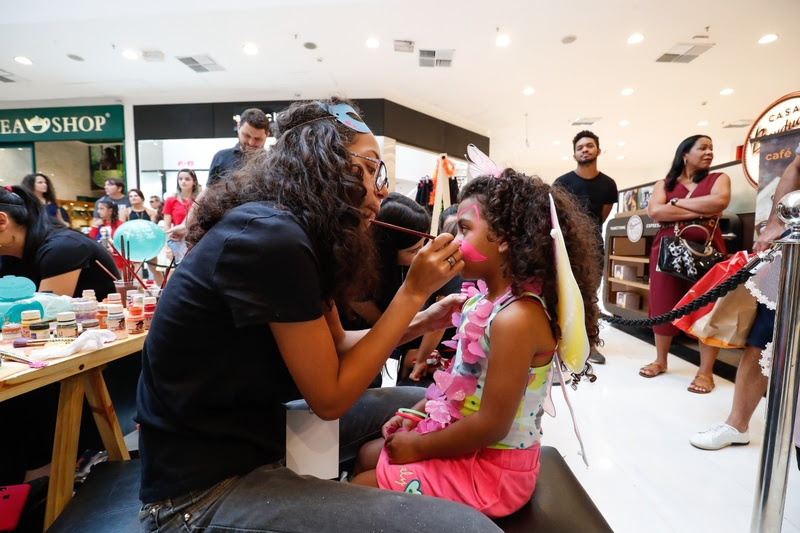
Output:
top-left (49, 446), bottom-right (611, 532)
top-left (493, 446), bottom-right (612, 532)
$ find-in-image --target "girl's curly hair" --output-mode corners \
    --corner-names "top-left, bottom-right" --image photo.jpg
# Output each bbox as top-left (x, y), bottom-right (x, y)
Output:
top-left (458, 171), bottom-right (602, 348)
top-left (188, 97), bottom-right (378, 306)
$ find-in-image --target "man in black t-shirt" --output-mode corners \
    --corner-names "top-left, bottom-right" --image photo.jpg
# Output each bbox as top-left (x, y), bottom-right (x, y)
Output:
top-left (554, 130), bottom-right (617, 365)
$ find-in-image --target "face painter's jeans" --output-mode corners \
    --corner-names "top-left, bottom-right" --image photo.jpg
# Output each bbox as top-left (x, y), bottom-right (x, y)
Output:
top-left (139, 386), bottom-right (500, 533)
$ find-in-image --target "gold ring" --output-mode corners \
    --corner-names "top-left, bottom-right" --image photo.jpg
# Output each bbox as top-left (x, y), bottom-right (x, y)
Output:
top-left (446, 256), bottom-right (456, 268)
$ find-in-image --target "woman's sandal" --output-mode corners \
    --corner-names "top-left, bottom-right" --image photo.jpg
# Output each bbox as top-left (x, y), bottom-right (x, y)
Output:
top-left (639, 361), bottom-right (667, 378)
top-left (688, 374), bottom-right (715, 394)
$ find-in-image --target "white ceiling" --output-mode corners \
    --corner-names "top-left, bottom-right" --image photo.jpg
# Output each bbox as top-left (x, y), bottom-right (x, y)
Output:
top-left (1, 0), bottom-right (798, 187)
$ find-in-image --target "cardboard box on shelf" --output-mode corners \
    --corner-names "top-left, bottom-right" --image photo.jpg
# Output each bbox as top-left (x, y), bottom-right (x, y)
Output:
top-left (616, 292), bottom-right (641, 310)
top-left (613, 264), bottom-right (637, 281)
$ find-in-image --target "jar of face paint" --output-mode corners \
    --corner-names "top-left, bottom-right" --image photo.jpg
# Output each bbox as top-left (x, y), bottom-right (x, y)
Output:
top-left (56, 312), bottom-right (78, 339)
top-left (20, 310), bottom-right (42, 339)
top-left (29, 321), bottom-right (50, 340)
top-left (106, 304), bottom-right (127, 340)
top-left (2, 322), bottom-right (22, 342)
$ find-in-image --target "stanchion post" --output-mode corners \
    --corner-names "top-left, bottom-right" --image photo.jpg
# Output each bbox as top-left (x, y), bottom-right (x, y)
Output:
top-left (751, 190), bottom-right (800, 532)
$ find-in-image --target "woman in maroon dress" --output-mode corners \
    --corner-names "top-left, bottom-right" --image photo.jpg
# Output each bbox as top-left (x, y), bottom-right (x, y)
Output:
top-left (641, 135), bottom-right (731, 393)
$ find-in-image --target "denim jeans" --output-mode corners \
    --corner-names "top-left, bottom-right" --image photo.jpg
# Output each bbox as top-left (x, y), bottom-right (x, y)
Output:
top-left (139, 387), bottom-right (500, 532)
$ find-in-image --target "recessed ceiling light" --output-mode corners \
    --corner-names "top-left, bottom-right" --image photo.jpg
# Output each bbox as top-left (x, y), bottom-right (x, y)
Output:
top-left (561, 35), bottom-right (577, 45)
top-left (627, 33), bottom-right (644, 45)
top-left (758, 34), bottom-right (778, 45)
top-left (561, 156), bottom-right (569, 160)
top-left (697, 120), bottom-right (709, 127)
top-left (121, 49), bottom-right (139, 60)
top-left (552, 140), bottom-right (561, 146)
top-left (495, 29), bottom-right (511, 48)
top-left (365, 38), bottom-right (380, 49)
top-left (621, 88), bottom-right (634, 96)
top-left (617, 155), bottom-right (625, 160)
top-left (720, 88), bottom-right (734, 96)
top-left (67, 54), bottom-right (84, 61)
top-left (14, 56), bottom-right (32, 65)
top-left (619, 119), bottom-right (630, 127)
top-left (242, 43), bottom-right (259, 56)
top-left (303, 42), bottom-right (317, 50)
top-left (617, 141), bottom-right (626, 147)
top-left (522, 86), bottom-right (535, 96)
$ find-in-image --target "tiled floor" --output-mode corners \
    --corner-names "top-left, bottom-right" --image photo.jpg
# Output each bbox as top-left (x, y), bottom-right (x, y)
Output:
top-left (544, 324), bottom-right (800, 533)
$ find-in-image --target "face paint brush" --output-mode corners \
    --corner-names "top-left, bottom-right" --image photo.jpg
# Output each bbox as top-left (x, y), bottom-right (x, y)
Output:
top-left (369, 219), bottom-right (436, 241)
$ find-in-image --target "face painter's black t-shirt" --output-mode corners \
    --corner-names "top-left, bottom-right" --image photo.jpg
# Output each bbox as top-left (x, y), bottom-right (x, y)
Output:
top-left (136, 202), bottom-right (325, 503)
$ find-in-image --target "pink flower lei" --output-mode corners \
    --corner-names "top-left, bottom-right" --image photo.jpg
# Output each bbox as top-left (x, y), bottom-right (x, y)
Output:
top-left (416, 278), bottom-right (544, 434)
top-left (417, 280), bottom-right (493, 433)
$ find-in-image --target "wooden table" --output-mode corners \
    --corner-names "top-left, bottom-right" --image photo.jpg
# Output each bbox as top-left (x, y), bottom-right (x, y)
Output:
top-left (0, 333), bottom-right (146, 531)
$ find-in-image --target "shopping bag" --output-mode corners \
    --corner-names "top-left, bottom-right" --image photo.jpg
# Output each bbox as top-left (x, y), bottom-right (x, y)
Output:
top-left (672, 251), bottom-right (757, 348)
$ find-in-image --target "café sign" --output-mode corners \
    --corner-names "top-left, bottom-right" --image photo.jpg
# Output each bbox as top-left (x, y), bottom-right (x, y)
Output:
top-left (742, 92), bottom-right (800, 189)
top-left (0, 105), bottom-right (124, 142)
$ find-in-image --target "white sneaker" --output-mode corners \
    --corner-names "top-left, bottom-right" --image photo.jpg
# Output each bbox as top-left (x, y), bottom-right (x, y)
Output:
top-left (689, 423), bottom-right (750, 450)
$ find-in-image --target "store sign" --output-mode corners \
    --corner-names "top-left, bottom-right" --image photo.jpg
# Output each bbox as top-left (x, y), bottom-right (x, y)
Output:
top-left (0, 105), bottom-right (124, 142)
top-left (742, 92), bottom-right (800, 189)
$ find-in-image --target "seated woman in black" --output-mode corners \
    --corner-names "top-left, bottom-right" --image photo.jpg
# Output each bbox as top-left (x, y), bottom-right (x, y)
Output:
top-left (0, 185), bottom-right (120, 488)
top-left (0, 185), bottom-right (118, 299)
top-left (341, 192), bottom-right (432, 385)
top-left (136, 97), bottom-right (498, 532)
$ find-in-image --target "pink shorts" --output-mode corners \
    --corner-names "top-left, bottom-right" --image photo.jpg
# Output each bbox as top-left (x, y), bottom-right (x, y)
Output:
top-left (376, 443), bottom-right (540, 518)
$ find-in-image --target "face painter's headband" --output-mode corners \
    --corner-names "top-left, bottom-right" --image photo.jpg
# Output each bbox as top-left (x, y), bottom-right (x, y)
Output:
top-left (315, 102), bottom-right (371, 133)
top-left (281, 101), bottom-right (372, 136)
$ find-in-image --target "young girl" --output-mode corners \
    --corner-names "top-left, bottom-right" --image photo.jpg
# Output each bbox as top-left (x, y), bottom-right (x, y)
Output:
top-left (351, 169), bottom-right (602, 518)
top-left (89, 199), bottom-right (123, 269)
top-left (89, 200), bottom-right (121, 241)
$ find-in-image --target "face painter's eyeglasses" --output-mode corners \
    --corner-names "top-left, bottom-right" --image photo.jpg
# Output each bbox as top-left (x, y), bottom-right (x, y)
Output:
top-left (348, 151), bottom-right (388, 191)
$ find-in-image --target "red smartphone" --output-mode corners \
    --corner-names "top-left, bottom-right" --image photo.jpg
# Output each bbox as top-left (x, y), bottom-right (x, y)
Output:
top-left (0, 484), bottom-right (31, 531)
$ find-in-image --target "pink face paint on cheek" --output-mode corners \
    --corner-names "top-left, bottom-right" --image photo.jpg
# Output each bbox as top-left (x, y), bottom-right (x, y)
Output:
top-left (460, 239), bottom-right (489, 262)
top-left (457, 204), bottom-right (489, 262)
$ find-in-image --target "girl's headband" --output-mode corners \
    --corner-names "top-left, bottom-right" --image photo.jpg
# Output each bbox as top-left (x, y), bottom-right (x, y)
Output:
top-left (465, 144), bottom-right (503, 179)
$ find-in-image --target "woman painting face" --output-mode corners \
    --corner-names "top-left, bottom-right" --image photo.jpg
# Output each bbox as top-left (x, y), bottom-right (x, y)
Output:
top-left (346, 132), bottom-right (388, 224)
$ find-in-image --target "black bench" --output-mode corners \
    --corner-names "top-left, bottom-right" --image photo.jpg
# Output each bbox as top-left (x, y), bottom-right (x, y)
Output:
top-left (48, 447), bottom-right (611, 532)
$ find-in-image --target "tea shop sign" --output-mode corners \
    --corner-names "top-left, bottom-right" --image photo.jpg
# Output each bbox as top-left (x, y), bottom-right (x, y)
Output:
top-left (0, 105), bottom-right (124, 142)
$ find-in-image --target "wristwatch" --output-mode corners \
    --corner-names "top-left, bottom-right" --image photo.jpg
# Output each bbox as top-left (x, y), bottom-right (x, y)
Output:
top-left (669, 198), bottom-right (679, 206)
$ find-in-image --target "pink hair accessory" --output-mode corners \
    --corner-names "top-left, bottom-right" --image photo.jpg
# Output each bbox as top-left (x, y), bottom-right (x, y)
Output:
top-left (466, 144), bottom-right (503, 179)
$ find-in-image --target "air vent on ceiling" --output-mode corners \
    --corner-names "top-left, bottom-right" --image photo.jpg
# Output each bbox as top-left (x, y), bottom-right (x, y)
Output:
top-left (176, 55), bottom-right (224, 73)
top-left (0, 69), bottom-right (18, 83)
top-left (142, 50), bottom-right (165, 62)
top-left (394, 40), bottom-right (414, 53)
top-left (571, 117), bottom-right (601, 126)
top-left (419, 49), bottom-right (454, 68)
top-left (723, 119), bottom-right (753, 129)
top-left (656, 42), bottom-right (715, 63)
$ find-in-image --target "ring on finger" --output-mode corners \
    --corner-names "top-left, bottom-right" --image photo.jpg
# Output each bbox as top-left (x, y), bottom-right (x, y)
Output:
top-left (446, 256), bottom-right (456, 268)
